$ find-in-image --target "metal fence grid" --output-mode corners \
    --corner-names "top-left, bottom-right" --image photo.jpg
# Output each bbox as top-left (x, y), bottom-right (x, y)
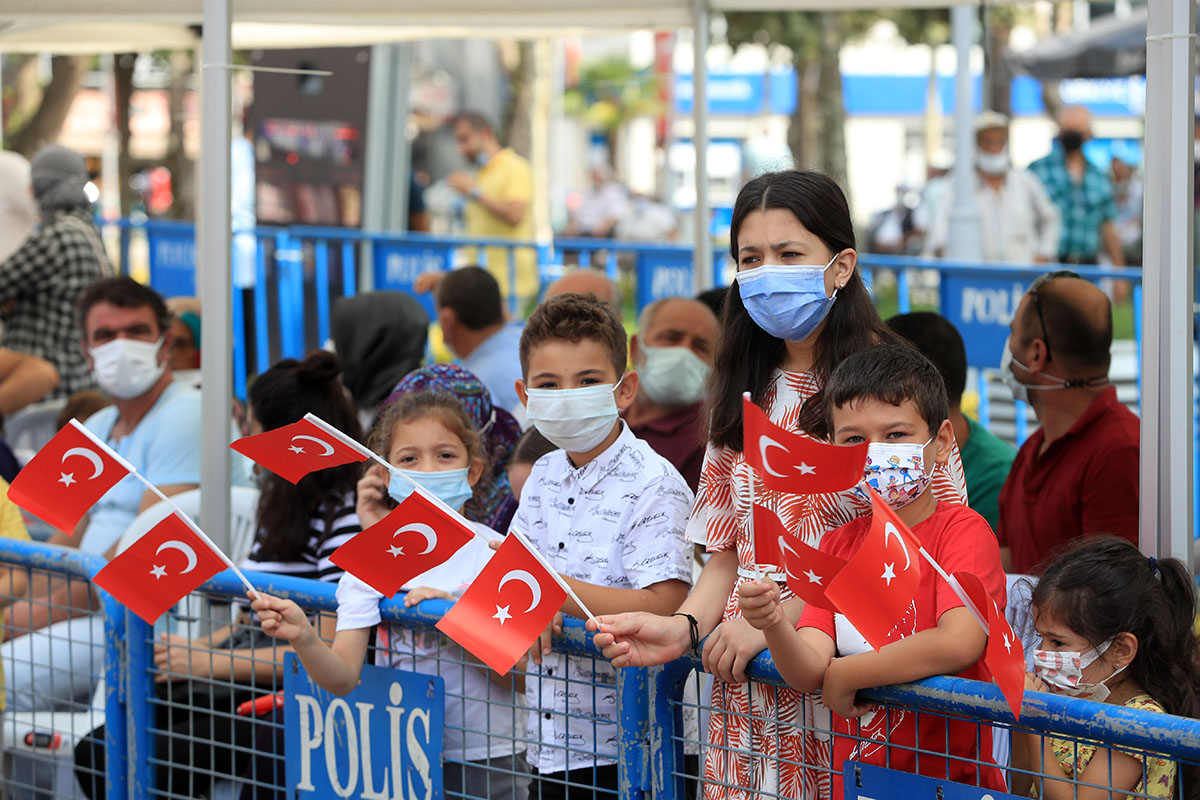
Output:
top-left (0, 538), bottom-right (1198, 800)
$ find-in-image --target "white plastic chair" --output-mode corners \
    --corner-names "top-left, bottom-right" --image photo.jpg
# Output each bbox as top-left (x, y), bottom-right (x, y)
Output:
top-left (0, 487), bottom-right (260, 798)
top-left (6, 399), bottom-right (68, 468)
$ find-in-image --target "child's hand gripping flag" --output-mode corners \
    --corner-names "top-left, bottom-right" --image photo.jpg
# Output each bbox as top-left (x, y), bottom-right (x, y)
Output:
top-left (330, 492), bottom-right (476, 597)
top-left (93, 514), bottom-right (226, 625)
top-left (436, 531), bottom-right (570, 675)
top-left (8, 419), bottom-right (132, 533)
top-left (824, 488), bottom-right (923, 651)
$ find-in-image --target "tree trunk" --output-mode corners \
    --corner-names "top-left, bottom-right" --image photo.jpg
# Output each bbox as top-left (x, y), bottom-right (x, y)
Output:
top-left (2, 54), bottom-right (39, 142)
top-left (114, 53), bottom-right (136, 218)
top-left (787, 59), bottom-right (812, 168)
top-left (166, 50), bottom-right (195, 220)
top-left (503, 41), bottom-right (535, 159)
top-left (814, 11), bottom-right (848, 184)
top-left (8, 56), bottom-right (89, 158)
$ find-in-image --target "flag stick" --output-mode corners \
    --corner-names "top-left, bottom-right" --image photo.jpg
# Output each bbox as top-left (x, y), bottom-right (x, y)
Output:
top-left (917, 546), bottom-right (987, 634)
top-left (68, 420), bottom-right (260, 599)
top-left (509, 528), bottom-right (598, 624)
top-left (741, 393), bottom-right (766, 580)
top-left (303, 413), bottom-right (486, 543)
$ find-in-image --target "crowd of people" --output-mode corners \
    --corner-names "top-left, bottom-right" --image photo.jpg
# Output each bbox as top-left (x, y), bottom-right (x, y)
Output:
top-left (0, 131), bottom-right (1191, 800)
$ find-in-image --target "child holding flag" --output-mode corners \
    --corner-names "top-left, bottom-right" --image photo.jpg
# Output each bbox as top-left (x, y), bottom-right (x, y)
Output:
top-left (737, 343), bottom-right (1007, 792)
top-left (512, 293), bottom-right (693, 800)
top-left (252, 391), bottom-right (530, 800)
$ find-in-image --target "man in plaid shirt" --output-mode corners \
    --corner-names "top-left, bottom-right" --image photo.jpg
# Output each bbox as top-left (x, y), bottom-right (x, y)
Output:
top-left (0, 145), bottom-right (110, 399)
top-left (1029, 106), bottom-right (1126, 267)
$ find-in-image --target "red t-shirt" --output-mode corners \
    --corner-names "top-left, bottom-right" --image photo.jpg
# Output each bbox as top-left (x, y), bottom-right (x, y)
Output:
top-left (797, 501), bottom-right (1007, 794)
top-left (997, 386), bottom-right (1139, 574)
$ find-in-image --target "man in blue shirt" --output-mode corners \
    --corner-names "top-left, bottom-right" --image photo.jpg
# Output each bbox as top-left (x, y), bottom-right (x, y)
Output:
top-left (436, 266), bottom-right (524, 415)
top-left (1028, 106), bottom-right (1125, 267)
top-left (3, 277), bottom-right (203, 711)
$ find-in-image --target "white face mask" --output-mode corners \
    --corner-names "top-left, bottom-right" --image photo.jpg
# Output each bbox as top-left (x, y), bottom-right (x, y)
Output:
top-left (976, 148), bottom-right (1010, 176)
top-left (637, 346), bottom-right (709, 408)
top-left (90, 337), bottom-right (165, 399)
top-left (999, 335), bottom-right (1072, 405)
top-left (524, 377), bottom-right (624, 452)
top-left (1033, 638), bottom-right (1127, 703)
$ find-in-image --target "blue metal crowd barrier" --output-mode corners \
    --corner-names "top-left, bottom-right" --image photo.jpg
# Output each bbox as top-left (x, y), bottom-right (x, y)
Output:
top-left (0, 537), bottom-right (1197, 799)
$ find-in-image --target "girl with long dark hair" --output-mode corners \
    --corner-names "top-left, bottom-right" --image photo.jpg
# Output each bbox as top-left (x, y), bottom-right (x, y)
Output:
top-left (592, 170), bottom-right (969, 800)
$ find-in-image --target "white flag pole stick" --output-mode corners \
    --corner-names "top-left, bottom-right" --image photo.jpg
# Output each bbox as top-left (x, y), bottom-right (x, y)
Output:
top-left (302, 413), bottom-right (486, 543)
top-left (510, 528), bottom-right (598, 624)
top-left (69, 420), bottom-right (260, 599)
top-left (917, 546), bottom-right (987, 634)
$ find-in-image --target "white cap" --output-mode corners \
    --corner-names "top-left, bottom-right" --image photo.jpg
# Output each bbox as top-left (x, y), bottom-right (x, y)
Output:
top-left (928, 149), bottom-right (954, 170)
top-left (974, 111), bottom-right (1010, 133)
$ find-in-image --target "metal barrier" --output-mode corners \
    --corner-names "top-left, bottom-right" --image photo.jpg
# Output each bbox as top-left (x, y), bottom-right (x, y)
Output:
top-left (0, 538), bottom-right (1197, 800)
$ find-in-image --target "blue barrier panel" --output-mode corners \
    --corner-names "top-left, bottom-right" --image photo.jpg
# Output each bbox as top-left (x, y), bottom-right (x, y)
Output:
top-left (939, 273), bottom-right (1028, 369)
top-left (845, 761), bottom-right (1024, 800)
top-left (371, 238), bottom-right (454, 318)
top-left (286, 655), bottom-right (446, 800)
top-left (144, 221), bottom-right (198, 298)
top-left (634, 247), bottom-right (695, 309)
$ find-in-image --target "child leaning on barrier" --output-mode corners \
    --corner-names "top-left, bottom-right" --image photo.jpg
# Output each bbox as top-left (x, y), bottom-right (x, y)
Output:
top-left (252, 391), bottom-right (531, 800)
top-left (1011, 536), bottom-right (1199, 800)
top-left (737, 343), bottom-right (1008, 793)
top-left (512, 293), bottom-right (693, 800)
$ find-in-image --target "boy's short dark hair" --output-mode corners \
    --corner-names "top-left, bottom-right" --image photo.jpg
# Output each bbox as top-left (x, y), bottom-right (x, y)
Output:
top-left (824, 343), bottom-right (949, 436)
top-left (886, 312), bottom-right (967, 406)
top-left (520, 293), bottom-right (627, 380)
top-left (79, 276), bottom-right (170, 336)
top-left (437, 266), bottom-right (504, 330)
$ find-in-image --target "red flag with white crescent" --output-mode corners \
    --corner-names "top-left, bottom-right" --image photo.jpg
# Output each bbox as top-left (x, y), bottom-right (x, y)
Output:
top-left (775, 527), bottom-right (848, 611)
top-left (953, 571), bottom-right (1026, 719)
top-left (741, 395), bottom-right (868, 494)
top-left (330, 492), bottom-right (475, 598)
top-left (93, 514), bottom-right (225, 625)
top-left (436, 533), bottom-right (569, 675)
top-left (230, 417), bottom-right (368, 484)
top-left (8, 420), bottom-right (132, 533)
top-left (824, 488), bottom-right (923, 651)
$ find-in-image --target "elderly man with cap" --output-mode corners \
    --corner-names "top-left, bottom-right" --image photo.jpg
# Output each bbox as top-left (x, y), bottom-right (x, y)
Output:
top-left (925, 111), bottom-right (1060, 264)
top-left (0, 144), bottom-right (110, 398)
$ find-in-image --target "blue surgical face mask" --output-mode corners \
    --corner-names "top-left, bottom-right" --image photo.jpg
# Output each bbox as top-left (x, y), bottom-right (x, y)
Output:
top-left (734, 253), bottom-right (840, 342)
top-left (388, 467), bottom-right (474, 512)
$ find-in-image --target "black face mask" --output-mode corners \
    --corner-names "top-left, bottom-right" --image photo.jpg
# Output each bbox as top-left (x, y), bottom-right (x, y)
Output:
top-left (1059, 131), bottom-right (1085, 152)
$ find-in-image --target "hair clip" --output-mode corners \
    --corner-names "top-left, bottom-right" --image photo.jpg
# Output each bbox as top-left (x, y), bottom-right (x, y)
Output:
top-left (1148, 556), bottom-right (1159, 575)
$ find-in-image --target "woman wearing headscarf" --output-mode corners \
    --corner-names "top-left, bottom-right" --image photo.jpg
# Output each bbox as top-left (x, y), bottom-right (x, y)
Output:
top-left (379, 363), bottom-right (522, 533)
top-left (0, 145), bottom-right (111, 398)
top-left (0, 152), bottom-right (37, 263)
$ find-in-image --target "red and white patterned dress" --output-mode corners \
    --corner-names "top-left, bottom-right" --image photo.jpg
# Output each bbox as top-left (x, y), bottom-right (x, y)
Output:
top-left (690, 369), bottom-right (967, 800)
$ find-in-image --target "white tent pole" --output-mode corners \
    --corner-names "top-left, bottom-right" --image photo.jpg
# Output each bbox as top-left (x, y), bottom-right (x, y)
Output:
top-left (198, 0), bottom-right (233, 553)
top-left (1139, 0), bottom-right (1195, 564)
top-left (944, 3), bottom-right (981, 261)
top-left (692, 0), bottom-right (712, 293)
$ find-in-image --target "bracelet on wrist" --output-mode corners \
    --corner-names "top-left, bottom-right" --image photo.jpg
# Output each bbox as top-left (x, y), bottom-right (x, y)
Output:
top-left (670, 612), bottom-right (701, 657)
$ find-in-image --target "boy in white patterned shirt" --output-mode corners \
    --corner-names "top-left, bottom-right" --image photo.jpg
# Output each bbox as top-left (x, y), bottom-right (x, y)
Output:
top-left (512, 293), bottom-right (693, 800)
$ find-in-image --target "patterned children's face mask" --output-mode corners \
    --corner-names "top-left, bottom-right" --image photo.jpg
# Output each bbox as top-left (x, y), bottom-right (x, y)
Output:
top-left (852, 439), bottom-right (933, 509)
top-left (1032, 639), bottom-right (1126, 702)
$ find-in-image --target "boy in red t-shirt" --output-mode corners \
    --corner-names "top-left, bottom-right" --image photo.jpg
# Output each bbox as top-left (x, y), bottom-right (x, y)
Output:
top-left (739, 342), bottom-right (1007, 793)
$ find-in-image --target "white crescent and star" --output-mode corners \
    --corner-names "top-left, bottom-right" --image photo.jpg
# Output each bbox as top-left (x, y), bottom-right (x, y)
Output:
top-left (393, 523), bottom-right (438, 556)
top-left (151, 539), bottom-right (199, 579)
top-left (497, 569), bottom-right (542, 614)
top-left (289, 434), bottom-right (335, 457)
top-left (882, 522), bottom-right (913, 571)
top-left (61, 447), bottom-right (104, 480)
top-left (881, 562), bottom-right (897, 586)
top-left (758, 437), bottom-right (791, 479)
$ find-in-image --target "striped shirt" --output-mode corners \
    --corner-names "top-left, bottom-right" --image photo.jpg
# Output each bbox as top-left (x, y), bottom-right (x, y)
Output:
top-left (240, 493), bottom-right (360, 582)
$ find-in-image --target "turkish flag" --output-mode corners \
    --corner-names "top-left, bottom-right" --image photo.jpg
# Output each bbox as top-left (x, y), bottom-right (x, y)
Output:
top-left (953, 571), bottom-right (1025, 719)
top-left (436, 533), bottom-right (569, 675)
top-left (93, 514), bottom-right (226, 625)
top-left (230, 418), bottom-right (368, 484)
top-left (824, 489), bottom-right (923, 651)
top-left (330, 492), bottom-right (475, 597)
top-left (751, 504), bottom-right (787, 571)
top-left (741, 395), bottom-right (867, 494)
top-left (9, 420), bottom-right (132, 533)
top-left (775, 531), bottom-right (848, 612)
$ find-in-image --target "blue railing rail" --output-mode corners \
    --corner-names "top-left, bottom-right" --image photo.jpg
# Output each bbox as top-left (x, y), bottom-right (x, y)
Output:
top-left (2, 538), bottom-right (1200, 798)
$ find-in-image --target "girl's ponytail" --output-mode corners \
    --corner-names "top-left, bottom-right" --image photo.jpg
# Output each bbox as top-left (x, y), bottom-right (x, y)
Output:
top-left (1150, 556), bottom-right (1200, 721)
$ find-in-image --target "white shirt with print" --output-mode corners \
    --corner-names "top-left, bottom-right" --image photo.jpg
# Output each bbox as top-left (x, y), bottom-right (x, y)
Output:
top-left (513, 422), bottom-right (694, 774)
